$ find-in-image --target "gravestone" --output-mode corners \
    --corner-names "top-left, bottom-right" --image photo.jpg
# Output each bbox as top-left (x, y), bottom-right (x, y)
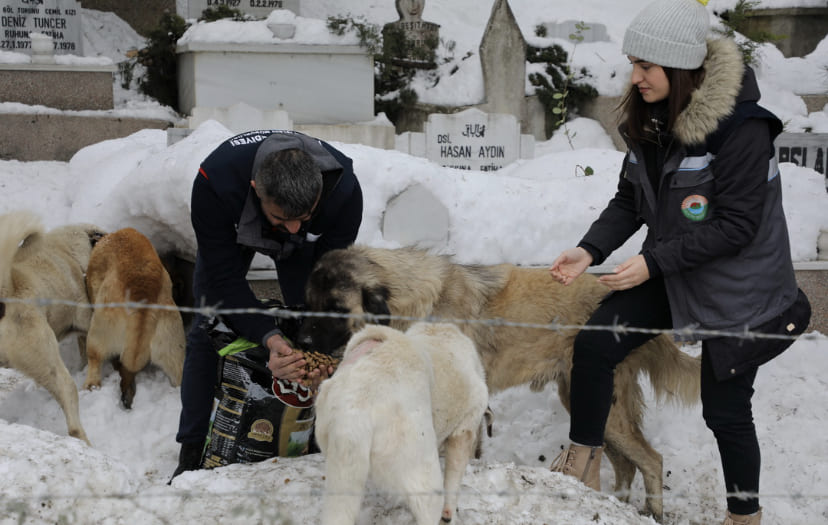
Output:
top-left (382, 183), bottom-right (449, 249)
top-left (735, 7), bottom-right (828, 58)
top-left (78, 0), bottom-right (174, 37)
top-left (424, 108), bottom-right (529, 171)
top-left (395, 130), bottom-right (426, 158)
top-left (541, 20), bottom-right (609, 43)
top-left (189, 102), bottom-right (293, 133)
top-left (177, 40), bottom-right (374, 124)
top-left (184, 0), bottom-right (299, 20)
top-left (479, 0), bottom-right (525, 120)
top-left (775, 132), bottom-right (827, 192)
top-left (0, 0), bottom-right (82, 55)
top-left (382, 0), bottom-right (439, 68)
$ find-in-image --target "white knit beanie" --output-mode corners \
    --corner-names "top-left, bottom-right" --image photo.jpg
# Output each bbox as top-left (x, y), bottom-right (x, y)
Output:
top-left (622, 0), bottom-right (710, 69)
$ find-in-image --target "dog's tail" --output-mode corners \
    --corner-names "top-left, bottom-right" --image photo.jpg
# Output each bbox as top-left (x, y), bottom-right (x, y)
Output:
top-left (151, 308), bottom-right (186, 386)
top-left (0, 211), bottom-right (44, 293)
top-left (122, 308), bottom-right (156, 374)
top-left (627, 334), bottom-right (701, 406)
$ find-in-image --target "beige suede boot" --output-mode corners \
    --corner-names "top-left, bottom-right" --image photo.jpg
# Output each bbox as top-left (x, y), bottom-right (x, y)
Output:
top-left (549, 443), bottom-right (603, 491)
top-left (723, 508), bottom-right (762, 525)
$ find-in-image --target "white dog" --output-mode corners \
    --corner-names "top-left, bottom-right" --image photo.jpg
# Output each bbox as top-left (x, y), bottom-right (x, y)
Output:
top-left (314, 322), bottom-right (488, 525)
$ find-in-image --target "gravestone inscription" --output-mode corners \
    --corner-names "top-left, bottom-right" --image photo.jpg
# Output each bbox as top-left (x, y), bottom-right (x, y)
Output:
top-left (775, 132), bottom-right (827, 192)
top-left (382, 0), bottom-right (439, 67)
top-left (541, 20), bottom-right (609, 43)
top-left (425, 108), bottom-right (521, 172)
top-left (0, 0), bottom-right (82, 55)
top-left (184, 0), bottom-right (299, 20)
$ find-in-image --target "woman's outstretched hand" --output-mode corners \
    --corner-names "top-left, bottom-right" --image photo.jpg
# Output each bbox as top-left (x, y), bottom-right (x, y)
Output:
top-left (550, 247), bottom-right (593, 286)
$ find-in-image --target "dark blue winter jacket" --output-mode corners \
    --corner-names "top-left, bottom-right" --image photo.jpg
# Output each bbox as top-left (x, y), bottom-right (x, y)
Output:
top-left (578, 39), bottom-right (797, 338)
top-left (191, 130), bottom-right (362, 345)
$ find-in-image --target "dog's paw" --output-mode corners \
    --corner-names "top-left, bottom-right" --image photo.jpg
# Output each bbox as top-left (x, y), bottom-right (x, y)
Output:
top-left (82, 381), bottom-right (102, 391)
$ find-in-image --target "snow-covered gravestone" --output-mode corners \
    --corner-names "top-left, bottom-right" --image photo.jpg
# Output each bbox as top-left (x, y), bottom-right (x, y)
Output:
top-left (775, 132), bottom-right (827, 192)
top-left (540, 20), bottom-right (609, 43)
top-left (425, 108), bottom-right (526, 172)
top-left (382, 183), bottom-right (449, 249)
top-left (184, 0), bottom-right (300, 20)
top-left (0, 0), bottom-right (82, 55)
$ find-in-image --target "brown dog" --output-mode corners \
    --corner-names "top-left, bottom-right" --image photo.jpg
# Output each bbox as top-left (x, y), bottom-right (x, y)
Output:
top-left (298, 245), bottom-right (702, 521)
top-left (0, 211), bottom-right (106, 444)
top-left (82, 228), bottom-right (185, 409)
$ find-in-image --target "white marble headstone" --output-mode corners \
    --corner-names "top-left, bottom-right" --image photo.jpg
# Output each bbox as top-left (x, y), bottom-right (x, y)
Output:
top-left (0, 0), bottom-right (82, 55)
top-left (775, 132), bottom-right (827, 190)
top-left (425, 108), bottom-right (521, 172)
top-left (541, 20), bottom-right (608, 43)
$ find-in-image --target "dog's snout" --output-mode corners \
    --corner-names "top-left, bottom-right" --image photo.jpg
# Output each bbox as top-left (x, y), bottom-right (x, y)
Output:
top-left (294, 317), bottom-right (320, 351)
top-left (296, 332), bottom-right (314, 351)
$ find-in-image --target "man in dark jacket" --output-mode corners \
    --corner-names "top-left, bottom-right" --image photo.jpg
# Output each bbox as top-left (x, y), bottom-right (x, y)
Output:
top-left (170, 130), bottom-right (363, 479)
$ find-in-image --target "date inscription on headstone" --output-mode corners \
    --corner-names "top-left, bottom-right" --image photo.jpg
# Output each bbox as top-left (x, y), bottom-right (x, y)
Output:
top-left (0, 0), bottom-right (82, 55)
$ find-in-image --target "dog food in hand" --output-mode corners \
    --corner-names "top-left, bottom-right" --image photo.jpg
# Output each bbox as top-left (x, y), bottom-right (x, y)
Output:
top-left (302, 351), bottom-right (339, 376)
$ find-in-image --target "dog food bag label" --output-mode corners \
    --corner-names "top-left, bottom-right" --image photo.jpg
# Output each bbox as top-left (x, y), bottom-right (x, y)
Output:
top-left (272, 378), bottom-right (314, 408)
top-left (202, 349), bottom-right (315, 469)
top-left (236, 398), bottom-right (315, 461)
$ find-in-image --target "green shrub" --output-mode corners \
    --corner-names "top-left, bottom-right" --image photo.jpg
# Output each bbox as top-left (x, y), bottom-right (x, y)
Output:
top-left (199, 6), bottom-right (246, 22)
top-left (716, 0), bottom-right (784, 66)
top-left (328, 14), bottom-right (430, 125)
top-left (126, 12), bottom-right (189, 111)
top-left (527, 23), bottom-right (598, 140)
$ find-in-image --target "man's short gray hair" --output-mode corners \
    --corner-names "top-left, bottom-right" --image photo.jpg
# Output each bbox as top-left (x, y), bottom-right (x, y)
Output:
top-left (254, 149), bottom-right (323, 217)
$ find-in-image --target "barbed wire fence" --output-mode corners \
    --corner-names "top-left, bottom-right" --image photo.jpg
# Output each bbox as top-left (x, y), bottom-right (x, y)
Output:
top-left (1, 295), bottom-right (820, 344)
top-left (0, 295), bottom-right (825, 524)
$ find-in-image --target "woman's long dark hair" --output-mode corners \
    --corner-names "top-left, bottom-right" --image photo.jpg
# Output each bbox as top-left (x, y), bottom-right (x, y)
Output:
top-left (618, 66), bottom-right (706, 143)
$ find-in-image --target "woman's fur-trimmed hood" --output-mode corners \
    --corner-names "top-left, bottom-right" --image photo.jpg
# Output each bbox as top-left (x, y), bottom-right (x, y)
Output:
top-left (673, 38), bottom-right (745, 145)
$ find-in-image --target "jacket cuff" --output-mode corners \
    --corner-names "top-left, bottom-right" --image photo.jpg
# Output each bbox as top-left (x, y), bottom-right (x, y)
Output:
top-left (642, 251), bottom-right (663, 278)
top-left (261, 327), bottom-right (285, 348)
top-left (577, 242), bottom-right (604, 266)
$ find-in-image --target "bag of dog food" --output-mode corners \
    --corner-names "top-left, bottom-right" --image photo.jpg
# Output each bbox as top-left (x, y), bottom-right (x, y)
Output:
top-left (201, 303), bottom-right (316, 469)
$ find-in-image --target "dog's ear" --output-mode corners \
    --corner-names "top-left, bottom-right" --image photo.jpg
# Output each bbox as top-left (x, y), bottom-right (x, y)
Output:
top-left (362, 285), bottom-right (391, 325)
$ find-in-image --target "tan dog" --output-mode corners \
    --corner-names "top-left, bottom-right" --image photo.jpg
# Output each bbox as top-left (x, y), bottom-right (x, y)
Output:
top-left (83, 227), bottom-right (185, 409)
top-left (315, 322), bottom-right (488, 525)
top-left (298, 245), bottom-right (702, 521)
top-left (0, 211), bottom-right (106, 444)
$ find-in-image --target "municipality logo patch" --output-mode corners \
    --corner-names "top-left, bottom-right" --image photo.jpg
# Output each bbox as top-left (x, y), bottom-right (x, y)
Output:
top-left (681, 195), bottom-right (709, 221)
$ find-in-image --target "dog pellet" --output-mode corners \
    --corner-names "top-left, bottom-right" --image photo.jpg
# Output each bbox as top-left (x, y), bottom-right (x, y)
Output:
top-left (302, 351), bottom-right (339, 376)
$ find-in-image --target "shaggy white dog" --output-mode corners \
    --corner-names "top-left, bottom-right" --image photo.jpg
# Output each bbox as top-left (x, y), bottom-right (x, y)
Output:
top-left (314, 322), bottom-right (488, 525)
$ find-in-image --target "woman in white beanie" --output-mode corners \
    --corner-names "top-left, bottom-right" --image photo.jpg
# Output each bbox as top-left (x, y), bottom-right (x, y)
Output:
top-left (548, 1), bottom-right (810, 524)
